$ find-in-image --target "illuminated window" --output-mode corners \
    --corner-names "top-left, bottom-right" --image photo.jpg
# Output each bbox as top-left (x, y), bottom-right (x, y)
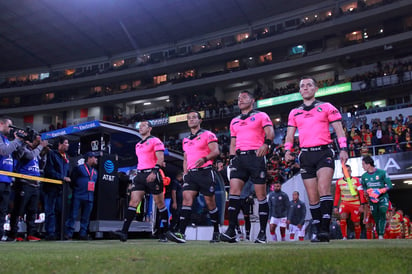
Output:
top-left (65, 69), bottom-right (75, 76)
top-left (345, 31), bottom-right (362, 41)
top-left (226, 60), bottom-right (240, 70)
top-left (132, 80), bottom-right (142, 88)
top-left (153, 74), bottom-right (167, 85)
top-left (120, 84), bottom-right (130, 90)
top-left (92, 86), bottom-right (102, 93)
top-left (235, 32), bottom-right (250, 43)
top-left (29, 74), bottom-right (39, 81)
top-left (259, 52), bottom-right (272, 63)
top-left (112, 60), bottom-right (125, 68)
top-left (17, 75), bottom-right (28, 81)
top-left (43, 93), bottom-right (55, 101)
top-left (289, 45), bottom-right (306, 55)
top-left (340, 2), bottom-right (358, 13)
top-left (192, 44), bottom-right (207, 53)
top-left (184, 70), bottom-right (195, 78)
top-left (39, 73), bottom-right (50, 80)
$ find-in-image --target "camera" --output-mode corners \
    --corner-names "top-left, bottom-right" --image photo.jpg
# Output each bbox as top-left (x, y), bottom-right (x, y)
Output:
top-left (9, 125), bottom-right (39, 142)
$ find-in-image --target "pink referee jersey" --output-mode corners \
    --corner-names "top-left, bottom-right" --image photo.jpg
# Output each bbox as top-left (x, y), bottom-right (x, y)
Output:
top-left (183, 129), bottom-right (218, 170)
top-left (230, 110), bottom-right (273, 151)
top-left (287, 100), bottom-right (342, 148)
top-left (135, 136), bottom-right (165, 170)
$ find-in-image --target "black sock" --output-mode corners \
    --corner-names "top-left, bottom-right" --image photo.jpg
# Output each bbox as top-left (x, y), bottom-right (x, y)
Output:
top-left (244, 215), bottom-right (251, 236)
top-left (209, 207), bottom-right (219, 233)
top-left (309, 203), bottom-right (321, 235)
top-left (179, 206), bottom-right (192, 234)
top-left (320, 195), bottom-right (333, 233)
top-left (228, 195), bottom-right (241, 231)
top-left (122, 207), bottom-right (136, 233)
top-left (158, 206), bottom-right (169, 231)
top-left (258, 198), bottom-right (269, 233)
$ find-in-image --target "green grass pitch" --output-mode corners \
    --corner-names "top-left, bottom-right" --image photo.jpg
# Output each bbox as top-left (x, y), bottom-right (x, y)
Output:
top-left (1, 239), bottom-right (411, 273)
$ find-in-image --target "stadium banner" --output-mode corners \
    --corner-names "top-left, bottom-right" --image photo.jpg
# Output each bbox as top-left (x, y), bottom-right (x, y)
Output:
top-left (168, 111), bottom-right (205, 124)
top-left (333, 151), bottom-right (412, 179)
top-left (134, 117), bottom-right (168, 129)
top-left (91, 154), bottom-right (119, 220)
top-left (41, 120), bottom-right (101, 140)
top-left (257, 82), bottom-right (352, 108)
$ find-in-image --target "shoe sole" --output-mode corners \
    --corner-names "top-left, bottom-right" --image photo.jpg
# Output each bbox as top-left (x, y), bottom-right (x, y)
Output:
top-left (165, 232), bottom-right (186, 243)
top-left (254, 239), bottom-right (266, 244)
top-left (220, 233), bottom-right (237, 243)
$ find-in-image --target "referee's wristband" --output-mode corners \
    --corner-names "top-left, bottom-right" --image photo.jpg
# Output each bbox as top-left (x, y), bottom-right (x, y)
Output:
top-left (264, 139), bottom-right (272, 146)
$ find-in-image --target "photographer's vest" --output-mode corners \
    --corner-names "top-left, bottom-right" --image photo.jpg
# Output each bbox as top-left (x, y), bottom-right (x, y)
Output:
top-left (16, 156), bottom-right (40, 177)
top-left (0, 135), bottom-right (13, 183)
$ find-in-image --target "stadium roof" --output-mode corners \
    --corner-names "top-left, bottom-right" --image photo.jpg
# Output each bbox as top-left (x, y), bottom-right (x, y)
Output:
top-left (0, 0), bottom-right (325, 73)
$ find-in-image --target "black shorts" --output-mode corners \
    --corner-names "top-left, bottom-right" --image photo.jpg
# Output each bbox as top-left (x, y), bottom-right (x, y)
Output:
top-left (183, 167), bottom-right (217, 197)
top-left (132, 171), bottom-right (163, 195)
top-left (298, 148), bottom-right (335, 179)
top-left (229, 153), bottom-right (267, 184)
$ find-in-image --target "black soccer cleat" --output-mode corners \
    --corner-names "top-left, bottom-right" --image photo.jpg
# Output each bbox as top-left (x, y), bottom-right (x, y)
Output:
top-left (165, 231), bottom-right (186, 243)
top-left (311, 232), bottom-right (330, 243)
top-left (254, 231), bottom-right (267, 244)
top-left (111, 230), bottom-right (128, 242)
top-left (220, 228), bottom-right (237, 243)
top-left (210, 232), bottom-right (221, 243)
top-left (158, 233), bottom-right (168, 243)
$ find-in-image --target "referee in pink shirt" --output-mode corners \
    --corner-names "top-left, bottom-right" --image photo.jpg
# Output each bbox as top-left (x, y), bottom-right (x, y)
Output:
top-left (221, 91), bottom-right (275, 243)
top-left (113, 120), bottom-right (170, 242)
top-left (166, 111), bottom-right (220, 243)
top-left (285, 76), bottom-right (348, 242)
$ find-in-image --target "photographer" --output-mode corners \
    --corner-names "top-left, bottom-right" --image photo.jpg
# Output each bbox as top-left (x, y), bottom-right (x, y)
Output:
top-left (0, 116), bottom-right (23, 242)
top-left (6, 134), bottom-right (47, 241)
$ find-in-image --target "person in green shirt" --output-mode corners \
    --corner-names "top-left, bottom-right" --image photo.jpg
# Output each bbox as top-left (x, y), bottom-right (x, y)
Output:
top-left (361, 155), bottom-right (392, 240)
